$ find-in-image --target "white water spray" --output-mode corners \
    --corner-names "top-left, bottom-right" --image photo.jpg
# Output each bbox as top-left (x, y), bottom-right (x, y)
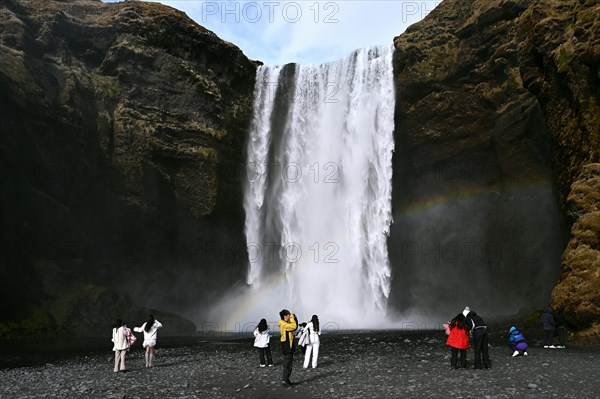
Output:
top-left (218, 46), bottom-right (395, 329)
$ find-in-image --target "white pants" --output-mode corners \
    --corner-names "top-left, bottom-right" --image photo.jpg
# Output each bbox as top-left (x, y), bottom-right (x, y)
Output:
top-left (303, 342), bottom-right (320, 368)
top-left (114, 350), bottom-right (126, 371)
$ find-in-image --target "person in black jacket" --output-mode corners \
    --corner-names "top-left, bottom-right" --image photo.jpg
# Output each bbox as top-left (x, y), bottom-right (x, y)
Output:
top-left (540, 307), bottom-right (555, 348)
top-left (465, 311), bottom-right (491, 369)
top-left (553, 310), bottom-right (567, 348)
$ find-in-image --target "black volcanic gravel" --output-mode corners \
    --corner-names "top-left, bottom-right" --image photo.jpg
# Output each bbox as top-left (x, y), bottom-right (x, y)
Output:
top-left (0, 331), bottom-right (598, 398)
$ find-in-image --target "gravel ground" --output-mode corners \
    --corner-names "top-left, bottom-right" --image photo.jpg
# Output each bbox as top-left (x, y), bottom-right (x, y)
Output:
top-left (1, 331), bottom-right (599, 398)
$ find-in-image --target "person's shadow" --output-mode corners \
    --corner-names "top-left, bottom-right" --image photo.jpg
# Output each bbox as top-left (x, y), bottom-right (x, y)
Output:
top-left (291, 370), bottom-right (337, 385)
top-left (149, 359), bottom-right (194, 368)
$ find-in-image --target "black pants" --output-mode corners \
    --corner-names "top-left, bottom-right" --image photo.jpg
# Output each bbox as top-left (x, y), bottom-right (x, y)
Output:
top-left (473, 329), bottom-right (490, 368)
top-left (257, 346), bottom-right (273, 365)
top-left (450, 347), bottom-right (467, 369)
top-left (554, 327), bottom-right (566, 346)
top-left (282, 352), bottom-right (294, 382)
top-left (544, 329), bottom-right (554, 346)
top-left (300, 344), bottom-right (306, 356)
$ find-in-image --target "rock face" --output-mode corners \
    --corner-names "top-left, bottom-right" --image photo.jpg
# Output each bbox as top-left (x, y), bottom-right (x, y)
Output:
top-left (516, 0), bottom-right (600, 342)
top-left (1, 0), bottom-right (598, 341)
top-left (551, 164), bottom-right (600, 342)
top-left (0, 0), bottom-right (256, 337)
top-left (391, 0), bottom-right (599, 340)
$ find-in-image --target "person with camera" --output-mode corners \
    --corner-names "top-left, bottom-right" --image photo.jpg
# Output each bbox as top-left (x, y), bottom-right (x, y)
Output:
top-left (278, 309), bottom-right (297, 386)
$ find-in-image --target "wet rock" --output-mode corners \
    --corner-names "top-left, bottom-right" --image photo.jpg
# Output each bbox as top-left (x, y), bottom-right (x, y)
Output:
top-left (0, 0), bottom-right (256, 338)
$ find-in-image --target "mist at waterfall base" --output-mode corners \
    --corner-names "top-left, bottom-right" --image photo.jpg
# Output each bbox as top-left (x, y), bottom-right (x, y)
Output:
top-left (207, 46), bottom-right (401, 331)
top-left (204, 45), bottom-right (567, 332)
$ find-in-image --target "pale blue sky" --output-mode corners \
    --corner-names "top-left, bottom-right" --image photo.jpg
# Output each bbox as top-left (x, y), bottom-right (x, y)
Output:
top-left (103, 1), bottom-right (441, 65)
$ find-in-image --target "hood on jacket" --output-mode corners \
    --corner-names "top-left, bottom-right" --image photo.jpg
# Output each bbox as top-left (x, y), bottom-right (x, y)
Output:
top-left (509, 326), bottom-right (517, 333)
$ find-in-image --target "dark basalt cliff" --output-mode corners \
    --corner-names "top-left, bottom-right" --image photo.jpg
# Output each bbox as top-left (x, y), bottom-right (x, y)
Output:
top-left (0, 0), bottom-right (256, 337)
top-left (391, 0), bottom-right (599, 341)
top-left (1, 0), bottom-right (598, 341)
top-left (518, 0), bottom-right (600, 342)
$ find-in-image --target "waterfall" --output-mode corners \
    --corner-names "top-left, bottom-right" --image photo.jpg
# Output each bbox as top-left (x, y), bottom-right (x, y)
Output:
top-left (242, 45), bottom-right (395, 327)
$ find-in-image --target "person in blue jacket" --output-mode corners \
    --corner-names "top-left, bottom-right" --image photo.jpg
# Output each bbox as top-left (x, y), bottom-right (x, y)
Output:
top-left (508, 326), bottom-right (528, 357)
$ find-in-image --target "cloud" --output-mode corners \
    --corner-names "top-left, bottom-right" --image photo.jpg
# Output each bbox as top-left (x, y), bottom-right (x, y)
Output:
top-left (105, 1), bottom-right (441, 65)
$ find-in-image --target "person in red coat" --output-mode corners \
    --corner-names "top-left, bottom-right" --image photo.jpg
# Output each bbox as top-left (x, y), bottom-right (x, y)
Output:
top-left (446, 313), bottom-right (470, 369)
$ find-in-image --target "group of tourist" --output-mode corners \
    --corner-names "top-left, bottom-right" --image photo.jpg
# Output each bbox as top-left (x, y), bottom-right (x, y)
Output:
top-left (253, 310), bottom-right (321, 386)
top-left (445, 306), bottom-right (568, 369)
top-left (111, 314), bottom-right (163, 372)
top-left (111, 309), bottom-right (319, 383)
top-left (445, 306), bottom-right (491, 369)
top-left (111, 306), bottom-right (568, 378)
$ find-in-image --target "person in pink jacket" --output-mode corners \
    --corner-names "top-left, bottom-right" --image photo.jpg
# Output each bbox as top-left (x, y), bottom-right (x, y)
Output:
top-left (446, 313), bottom-right (470, 369)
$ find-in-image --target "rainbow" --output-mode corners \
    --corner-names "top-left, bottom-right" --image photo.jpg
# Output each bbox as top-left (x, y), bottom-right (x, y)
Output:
top-left (218, 179), bottom-right (555, 328)
top-left (395, 180), bottom-right (553, 218)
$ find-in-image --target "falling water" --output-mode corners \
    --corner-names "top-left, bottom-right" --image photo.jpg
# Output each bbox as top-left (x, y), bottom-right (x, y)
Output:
top-left (240, 45), bottom-right (395, 327)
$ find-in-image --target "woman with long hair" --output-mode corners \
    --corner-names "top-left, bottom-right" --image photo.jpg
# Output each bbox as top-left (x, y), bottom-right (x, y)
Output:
top-left (134, 314), bottom-right (163, 367)
top-left (445, 313), bottom-right (470, 369)
top-left (112, 318), bottom-right (129, 372)
top-left (302, 314), bottom-right (321, 369)
top-left (253, 318), bottom-right (273, 367)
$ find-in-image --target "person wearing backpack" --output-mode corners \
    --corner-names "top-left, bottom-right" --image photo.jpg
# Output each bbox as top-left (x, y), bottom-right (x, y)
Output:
top-left (134, 314), bottom-right (163, 368)
top-left (111, 319), bottom-right (129, 372)
top-left (296, 322), bottom-right (308, 356)
top-left (302, 315), bottom-right (321, 369)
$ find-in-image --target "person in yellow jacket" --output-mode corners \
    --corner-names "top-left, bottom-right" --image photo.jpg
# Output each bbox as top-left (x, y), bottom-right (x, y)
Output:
top-left (278, 309), bottom-right (297, 386)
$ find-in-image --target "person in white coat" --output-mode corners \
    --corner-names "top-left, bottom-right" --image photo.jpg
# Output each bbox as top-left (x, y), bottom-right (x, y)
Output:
top-left (253, 318), bottom-right (273, 367)
top-left (112, 319), bottom-right (129, 372)
top-left (134, 314), bottom-right (162, 367)
top-left (302, 315), bottom-right (321, 369)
